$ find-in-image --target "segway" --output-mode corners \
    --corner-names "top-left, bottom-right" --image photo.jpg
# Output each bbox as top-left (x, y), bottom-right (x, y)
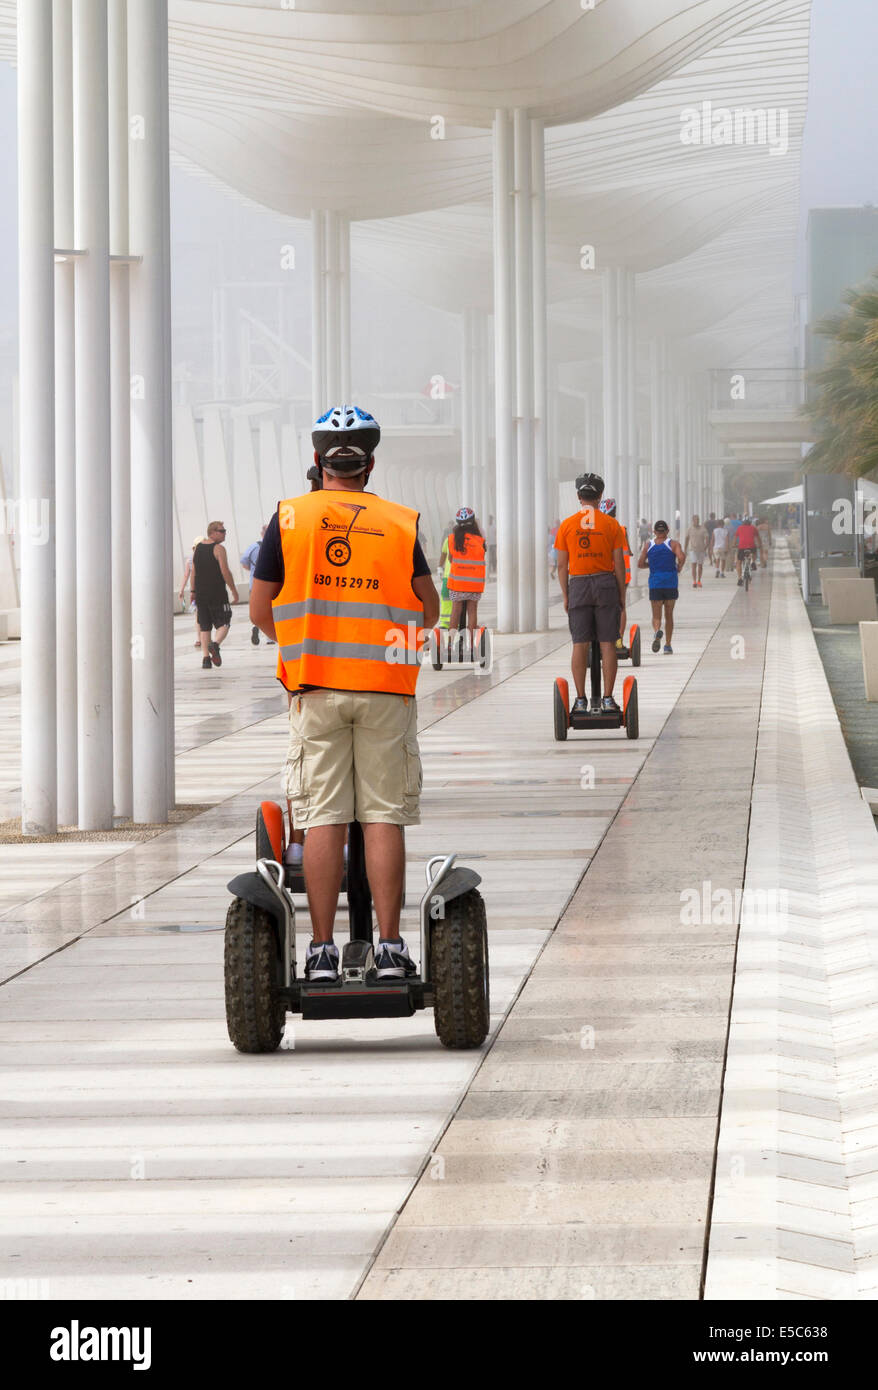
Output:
top-left (224, 802), bottom-right (490, 1053)
top-left (553, 641), bottom-right (639, 741)
top-left (615, 622), bottom-right (641, 666)
top-left (430, 623), bottom-right (492, 671)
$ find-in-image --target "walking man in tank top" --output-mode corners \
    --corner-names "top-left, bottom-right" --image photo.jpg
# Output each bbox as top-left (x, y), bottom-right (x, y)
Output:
top-left (193, 521), bottom-right (239, 669)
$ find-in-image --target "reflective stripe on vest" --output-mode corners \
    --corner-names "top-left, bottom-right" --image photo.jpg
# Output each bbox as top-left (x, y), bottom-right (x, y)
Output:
top-left (272, 490), bottom-right (422, 695)
top-left (448, 534), bottom-right (486, 593)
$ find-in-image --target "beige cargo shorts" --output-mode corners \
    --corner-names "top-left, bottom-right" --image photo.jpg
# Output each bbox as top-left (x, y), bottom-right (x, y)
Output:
top-left (282, 688), bottom-right (422, 828)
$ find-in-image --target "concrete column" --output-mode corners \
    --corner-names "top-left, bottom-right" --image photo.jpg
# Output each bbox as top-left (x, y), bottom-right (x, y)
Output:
top-left (109, 0), bottom-right (131, 820)
top-left (492, 109), bottom-right (515, 633)
top-left (531, 116), bottom-right (548, 632)
top-left (339, 214), bottom-right (351, 401)
top-left (476, 309), bottom-right (490, 528)
top-left (460, 307), bottom-right (474, 506)
top-left (73, 0), bottom-right (113, 829)
top-left (602, 268), bottom-right (618, 506)
top-left (324, 210), bottom-right (340, 402)
top-left (129, 0), bottom-right (172, 823)
top-left (54, 0), bottom-right (76, 827)
top-left (310, 209), bottom-right (325, 419)
top-left (626, 270), bottom-right (638, 530)
top-left (513, 108), bottom-right (535, 632)
top-left (615, 268), bottom-right (629, 532)
top-left (19, 0), bottom-right (57, 834)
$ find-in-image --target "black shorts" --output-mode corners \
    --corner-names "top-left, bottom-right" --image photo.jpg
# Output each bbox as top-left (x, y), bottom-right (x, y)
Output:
top-left (197, 600), bottom-right (232, 633)
top-left (737, 548), bottom-right (756, 563)
top-left (649, 588), bottom-right (678, 603)
top-left (567, 572), bottom-right (621, 643)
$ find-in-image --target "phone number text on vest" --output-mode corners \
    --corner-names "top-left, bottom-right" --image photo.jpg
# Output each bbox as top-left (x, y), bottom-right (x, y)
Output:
top-left (313, 574), bottom-right (379, 589)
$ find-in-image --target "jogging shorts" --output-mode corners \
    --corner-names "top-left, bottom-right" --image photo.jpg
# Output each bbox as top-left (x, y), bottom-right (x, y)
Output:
top-left (649, 587), bottom-right (678, 602)
top-left (197, 600), bottom-right (232, 633)
top-left (283, 688), bottom-right (422, 828)
top-left (567, 572), bottom-right (622, 644)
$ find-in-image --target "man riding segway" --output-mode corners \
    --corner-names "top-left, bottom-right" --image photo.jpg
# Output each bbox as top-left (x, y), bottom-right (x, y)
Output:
top-left (554, 472), bottom-right (628, 715)
top-left (249, 405), bottom-right (440, 982)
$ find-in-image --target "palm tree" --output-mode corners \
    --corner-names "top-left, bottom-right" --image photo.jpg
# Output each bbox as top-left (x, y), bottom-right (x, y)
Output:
top-left (804, 279), bottom-right (878, 479)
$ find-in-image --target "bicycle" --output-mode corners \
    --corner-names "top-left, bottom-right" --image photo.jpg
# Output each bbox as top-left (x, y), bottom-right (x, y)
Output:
top-left (741, 548), bottom-right (756, 591)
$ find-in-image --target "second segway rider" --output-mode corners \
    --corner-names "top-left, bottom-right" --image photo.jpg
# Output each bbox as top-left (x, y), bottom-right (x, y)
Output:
top-left (554, 473), bottom-right (627, 715)
top-left (447, 507), bottom-right (486, 645)
top-left (598, 497), bottom-right (632, 657)
top-left (249, 405), bottom-right (440, 983)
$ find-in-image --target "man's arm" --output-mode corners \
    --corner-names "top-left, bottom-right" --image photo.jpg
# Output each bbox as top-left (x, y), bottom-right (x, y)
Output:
top-left (613, 547), bottom-right (626, 606)
top-left (250, 577), bottom-right (281, 641)
top-left (637, 542), bottom-right (649, 569)
top-left (673, 540), bottom-right (686, 572)
top-left (556, 550), bottom-right (569, 610)
top-left (412, 574), bottom-right (440, 630)
top-left (214, 543), bottom-right (240, 604)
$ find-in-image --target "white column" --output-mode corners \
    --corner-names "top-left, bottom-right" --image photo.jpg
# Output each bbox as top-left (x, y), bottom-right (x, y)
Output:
top-left (460, 307), bottom-right (474, 506)
top-left (602, 268), bottom-right (618, 502)
top-left (73, 0), bottom-right (113, 829)
top-left (19, 0), bottom-right (57, 834)
top-left (615, 267), bottom-right (629, 531)
top-left (339, 213), bottom-right (351, 400)
top-left (513, 108), bottom-right (535, 632)
top-left (531, 116), bottom-right (548, 632)
top-left (129, 0), bottom-right (172, 823)
top-left (626, 270), bottom-right (638, 530)
top-left (492, 110), bottom-right (515, 633)
top-left (476, 309), bottom-right (490, 527)
top-left (310, 209), bottom-right (325, 419)
top-left (109, 0), bottom-right (131, 820)
top-left (324, 210), bottom-right (340, 402)
top-left (54, 0), bottom-right (76, 828)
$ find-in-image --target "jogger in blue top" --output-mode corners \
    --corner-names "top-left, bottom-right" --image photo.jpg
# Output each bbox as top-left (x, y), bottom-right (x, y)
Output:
top-left (637, 519), bottom-right (685, 654)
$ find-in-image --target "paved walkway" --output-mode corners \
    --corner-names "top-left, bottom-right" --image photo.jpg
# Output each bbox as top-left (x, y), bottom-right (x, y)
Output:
top-left (1, 551), bottom-right (874, 1300)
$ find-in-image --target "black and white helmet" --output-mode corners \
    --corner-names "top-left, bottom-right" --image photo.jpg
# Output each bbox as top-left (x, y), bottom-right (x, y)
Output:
top-left (575, 472), bottom-right (604, 500)
top-left (312, 405), bottom-right (380, 473)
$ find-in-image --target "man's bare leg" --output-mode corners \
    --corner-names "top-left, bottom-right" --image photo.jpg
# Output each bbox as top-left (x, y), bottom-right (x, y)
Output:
top-left (600, 640), bottom-right (618, 697)
top-left (199, 630), bottom-right (211, 657)
top-left (664, 601), bottom-right (675, 644)
top-left (302, 824), bottom-right (346, 943)
top-left (362, 823), bottom-right (405, 940)
top-left (214, 623), bottom-right (230, 646)
top-left (571, 641), bottom-right (588, 699)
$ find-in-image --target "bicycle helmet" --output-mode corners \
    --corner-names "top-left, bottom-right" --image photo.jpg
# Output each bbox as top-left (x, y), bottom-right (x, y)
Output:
top-left (455, 506), bottom-right (475, 523)
top-left (312, 405), bottom-right (380, 473)
top-left (575, 472), bottom-right (604, 500)
top-left (598, 497), bottom-right (617, 517)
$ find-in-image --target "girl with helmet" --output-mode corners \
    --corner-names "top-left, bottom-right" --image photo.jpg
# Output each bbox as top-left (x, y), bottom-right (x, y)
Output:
top-left (447, 507), bottom-right (487, 638)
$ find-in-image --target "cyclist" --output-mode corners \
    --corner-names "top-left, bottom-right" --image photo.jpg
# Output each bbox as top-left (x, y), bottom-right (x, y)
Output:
top-left (554, 473), bottom-right (627, 715)
top-left (735, 515), bottom-right (760, 586)
top-left (249, 405), bottom-right (439, 983)
top-left (638, 520), bottom-right (685, 654)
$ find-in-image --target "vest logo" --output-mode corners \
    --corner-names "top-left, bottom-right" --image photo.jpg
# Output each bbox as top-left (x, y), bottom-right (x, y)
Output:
top-left (321, 503), bottom-right (386, 567)
top-left (49, 1320), bottom-right (152, 1370)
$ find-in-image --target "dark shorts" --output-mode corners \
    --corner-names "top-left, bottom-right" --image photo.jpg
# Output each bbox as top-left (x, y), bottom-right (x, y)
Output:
top-left (737, 548), bottom-right (756, 562)
top-left (649, 588), bottom-right (678, 603)
top-left (567, 572), bottom-right (621, 643)
top-left (197, 600), bottom-right (232, 633)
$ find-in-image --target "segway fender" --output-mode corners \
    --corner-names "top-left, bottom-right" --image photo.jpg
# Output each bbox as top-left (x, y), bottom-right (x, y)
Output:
top-left (555, 677), bottom-right (570, 717)
top-left (622, 675), bottom-right (635, 715)
top-left (427, 866), bottom-right (482, 912)
top-left (258, 801), bottom-right (285, 861)
top-left (227, 872), bottom-right (286, 931)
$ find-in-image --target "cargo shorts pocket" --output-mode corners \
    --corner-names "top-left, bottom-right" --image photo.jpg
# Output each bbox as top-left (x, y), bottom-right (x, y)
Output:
top-left (282, 737), bottom-right (308, 812)
top-left (403, 735), bottom-right (423, 817)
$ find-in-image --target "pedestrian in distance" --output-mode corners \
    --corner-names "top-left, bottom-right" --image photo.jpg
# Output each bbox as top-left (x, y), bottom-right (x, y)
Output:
top-left (638, 520), bottom-right (685, 654)
top-left (712, 520), bottom-right (729, 578)
top-left (684, 514), bottom-right (709, 588)
top-left (193, 522), bottom-right (239, 669)
top-left (179, 535), bottom-right (205, 647)
top-left (241, 525), bottom-right (270, 646)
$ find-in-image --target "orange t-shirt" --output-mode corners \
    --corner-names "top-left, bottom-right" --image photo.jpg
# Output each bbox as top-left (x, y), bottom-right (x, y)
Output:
top-left (554, 507), bottom-right (625, 576)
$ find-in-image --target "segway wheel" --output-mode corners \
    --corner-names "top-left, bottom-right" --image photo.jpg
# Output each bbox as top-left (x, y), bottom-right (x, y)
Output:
top-left (478, 626), bottom-right (492, 670)
top-left (553, 678), bottom-right (569, 742)
top-left (431, 627), bottom-right (443, 671)
top-left (224, 898), bottom-right (286, 1053)
top-left (630, 624), bottom-right (641, 668)
top-left (256, 801), bottom-right (285, 863)
top-left (432, 889), bottom-right (489, 1049)
top-left (623, 676), bottom-right (639, 740)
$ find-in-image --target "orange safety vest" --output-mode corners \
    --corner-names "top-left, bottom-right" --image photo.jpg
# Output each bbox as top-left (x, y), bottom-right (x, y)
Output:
top-left (272, 490), bottom-right (423, 696)
top-left (448, 533), bottom-right (486, 594)
top-left (622, 526), bottom-right (631, 585)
